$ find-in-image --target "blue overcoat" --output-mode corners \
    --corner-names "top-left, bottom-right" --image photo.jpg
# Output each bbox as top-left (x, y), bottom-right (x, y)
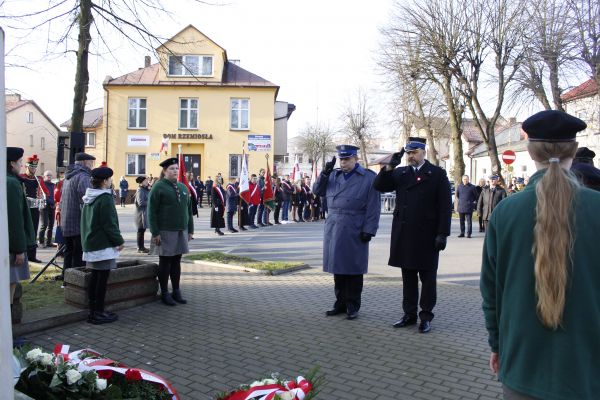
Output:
top-left (313, 165), bottom-right (381, 275)
top-left (456, 183), bottom-right (478, 213)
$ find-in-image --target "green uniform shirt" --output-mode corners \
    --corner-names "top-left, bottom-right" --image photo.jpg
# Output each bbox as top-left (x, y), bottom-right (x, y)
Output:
top-left (147, 178), bottom-right (194, 237)
top-left (80, 193), bottom-right (124, 252)
top-left (481, 170), bottom-right (600, 400)
top-left (7, 174), bottom-right (36, 253)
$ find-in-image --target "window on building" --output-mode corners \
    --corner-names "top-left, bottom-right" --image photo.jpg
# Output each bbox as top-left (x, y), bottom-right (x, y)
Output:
top-left (26, 111), bottom-right (33, 123)
top-left (168, 55), bottom-right (213, 76)
top-left (230, 99), bottom-right (249, 130)
top-left (128, 98), bottom-right (147, 129)
top-left (229, 154), bottom-right (249, 178)
top-left (179, 98), bottom-right (198, 129)
top-left (126, 154), bottom-right (146, 175)
top-left (30, 135), bottom-right (34, 147)
top-left (41, 137), bottom-right (45, 150)
top-left (85, 131), bottom-right (96, 147)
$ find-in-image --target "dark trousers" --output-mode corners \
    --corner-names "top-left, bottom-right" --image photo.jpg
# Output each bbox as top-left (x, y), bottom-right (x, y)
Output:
top-left (198, 192), bottom-right (204, 207)
top-left (207, 191), bottom-right (213, 206)
top-left (27, 208), bottom-right (40, 260)
top-left (248, 205), bottom-right (257, 226)
top-left (63, 235), bottom-right (83, 277)
top-left (39, 206), bottom-right (55, 245)
top-left (137, 229), bottom-right (146, 250)
top-left (88, 269), bottom-right (110, 313)
top-left (479, 215), bottom-right (484, 231)
top-left (459, 212), bottom-right (473, 235)
top-left (333, 274), bottom-right (364, 313)
top-left (257, 204), bottom-right (264, 224)
top-left (226, 211), bottom-right (235, 230)
top-left (401, 268), bottom-right (437, 321)
top-left (281, 200), bottom-right (290, 220)
top-left (158, 255), bottom-right (182, 293)
top-left (274, 203), bottom-right (281, 223)
top-left (297, 204), bottom-right (304, 221)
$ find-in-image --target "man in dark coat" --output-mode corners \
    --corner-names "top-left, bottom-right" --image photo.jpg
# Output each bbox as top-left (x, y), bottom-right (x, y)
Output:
top-left (456, 175), bottom-right (479, 238)
top-left (193, 176), bottom-right (205, 207)
top-left (373, 137), bottom-right (452, 333)
top-left (225, 180), bottom-right (239, 233)
top-left (313, 145), bottom-right (381, 320)
top-left (205, 176), bottom-right (214, 207)
top-left (571, 147), bottom-right (600, 191)
top-left (211, 177), bottom-right (226, 235)
top-left (477, 175), bottom-right (507, 230)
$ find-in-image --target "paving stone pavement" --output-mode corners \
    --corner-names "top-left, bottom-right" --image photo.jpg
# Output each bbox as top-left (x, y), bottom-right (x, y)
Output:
top-left (26, 264), bottom-right (502, 400)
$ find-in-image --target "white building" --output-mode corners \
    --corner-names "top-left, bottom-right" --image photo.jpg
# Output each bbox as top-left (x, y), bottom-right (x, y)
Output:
top-left (562, 79), bottom-right (600, 164)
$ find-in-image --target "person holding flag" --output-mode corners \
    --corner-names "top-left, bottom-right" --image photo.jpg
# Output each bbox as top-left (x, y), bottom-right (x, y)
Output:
top-left (238, 149), bottom-right (251, 231)
top-left (262, 156), bottom-right (276, 223)
top-left (246, 174), bottom-right (261, 229)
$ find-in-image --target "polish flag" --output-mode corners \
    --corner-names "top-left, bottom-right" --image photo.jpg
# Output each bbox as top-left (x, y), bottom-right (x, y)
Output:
top-left (240, 152), bottom-right (251, 204)
top-left (54, 344), bottom-right (70, 361)
top-left (291, 155), bottom-right (301, 183)
top-left (177, 151), bottom-right (197, 199)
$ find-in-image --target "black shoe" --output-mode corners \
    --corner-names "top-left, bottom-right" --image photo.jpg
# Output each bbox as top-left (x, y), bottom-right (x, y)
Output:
top-left (267, 223), bottom-right (274, 226)
top-left (419, 320), bottom-right (432, 333)
top-left (467, 234), bottom-right (472, 238)
top-left (228, 228), bottom-right (238, 233)
top-left (325, 308), bottom-right (345, 316)
top-left (30, 258), bottom-right (43, 263)
top-left (346, 311), bottom-right (359, 320)
top-left (137, 247), bottom-right (150, 253)
top-left (161, 292), bottom-right (177, 306)
top-left (258, 223), bottom-right (265, 227)
top-left (275, 221), bottom-right (281, 225)
top-left (215, 229), bottom-right (224, 236)
top-left (458, 234), bottom-right (465, 238)
top-left (88, 311), bottom-right (118, 325)
top-left (172, 289), bottom-right (187, 304)
top-left (239, 226), bottom-right (248, 231)
top-left (479, 228), bottom-right (485, 233)
top-left (250, 225), bottom-right (258, 229)
top-left (393, 315), bottom-right (417, 328)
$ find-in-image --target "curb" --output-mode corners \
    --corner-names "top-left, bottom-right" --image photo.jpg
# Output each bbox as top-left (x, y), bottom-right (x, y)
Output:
top-left (186, 260), bottom-right (310, 275)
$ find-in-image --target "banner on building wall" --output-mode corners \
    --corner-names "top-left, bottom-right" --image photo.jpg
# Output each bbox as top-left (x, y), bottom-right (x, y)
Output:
top-left (248, 135), bottom-right (271, 152)
top-left (127, 135), bottom-right (150, 147)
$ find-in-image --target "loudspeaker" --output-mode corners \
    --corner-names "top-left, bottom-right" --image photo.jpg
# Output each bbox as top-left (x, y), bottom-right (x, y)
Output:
top-left (56, 137), bottom-right (67, 168)
top-left (69, 132), bottom-right (85, 164)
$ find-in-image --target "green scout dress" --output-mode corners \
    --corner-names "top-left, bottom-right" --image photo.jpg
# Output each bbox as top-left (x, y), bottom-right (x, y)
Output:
top-left (481, 170), bottom-right (600, 400)
top-left (8, 174), bottom-right (36, 282)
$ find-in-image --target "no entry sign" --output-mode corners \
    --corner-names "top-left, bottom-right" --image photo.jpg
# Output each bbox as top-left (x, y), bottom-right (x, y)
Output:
top-left (502, 150), bottom-right (516, 165)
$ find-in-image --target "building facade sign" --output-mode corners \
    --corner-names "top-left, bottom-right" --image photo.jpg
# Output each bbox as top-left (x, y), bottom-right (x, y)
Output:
top-left (162, 133), bottom-right (213, 140)
top-left (127, 135), bottom-right (150, 147)
top-left (248, 134), bottom-right (271, 152)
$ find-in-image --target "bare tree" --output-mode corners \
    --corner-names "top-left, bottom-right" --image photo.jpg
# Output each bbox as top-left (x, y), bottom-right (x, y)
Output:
top-left (569, 0), bottom-right (600, 87)
top-left (297, 123), bottom-right (336, 170)
top-left (340, 88), bottom-right (376, 164)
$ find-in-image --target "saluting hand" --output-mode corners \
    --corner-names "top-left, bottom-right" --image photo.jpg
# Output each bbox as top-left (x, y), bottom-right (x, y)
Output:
top-left (387, 149), bottom-right (405, 170)
top-left (323, 156), bottom-right (337, 175)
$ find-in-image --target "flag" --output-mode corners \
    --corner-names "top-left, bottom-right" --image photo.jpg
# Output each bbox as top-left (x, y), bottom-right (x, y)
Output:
top-left (263, 158), bottom-right (275, 211)
top-left (291, 154), bottom-right (301, 183)
top-left (240, 152), bottom-right (251, 204)
top-left (311, 161), bottom-right (318, 186)
top-left (177, 150), bottom-right (196, 200)
top-left (159, 137), bottom-right (169, 154)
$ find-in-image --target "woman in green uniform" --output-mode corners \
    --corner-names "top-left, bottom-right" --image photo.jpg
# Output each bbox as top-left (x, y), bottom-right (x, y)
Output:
top-left (147, 158), bottom-right (194, 306)
top-left (7, 147), bottom-right (35, 304)
top-left (481, 110), bottom-right (600, 400)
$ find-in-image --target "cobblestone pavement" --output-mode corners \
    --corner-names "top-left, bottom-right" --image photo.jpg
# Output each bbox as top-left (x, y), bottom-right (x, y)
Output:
top-left (26, 264), bottom-right (501, 400)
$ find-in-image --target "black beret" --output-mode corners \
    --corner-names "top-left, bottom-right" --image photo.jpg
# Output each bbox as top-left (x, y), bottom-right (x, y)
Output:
top-left (135, 176), bottom-right (147, 184)
top-left (7, 147), bottom-right (24, 162)
top-left (159, 157), bottom-right (178, 168)
top-left (575, 147), bottom-right (595, 160)
top-left (75, 152), bottom-right (96, 161)
top-left (522, 110), bottom-right (586, 142)
top-left (91, 167), bottom-right (113, 179)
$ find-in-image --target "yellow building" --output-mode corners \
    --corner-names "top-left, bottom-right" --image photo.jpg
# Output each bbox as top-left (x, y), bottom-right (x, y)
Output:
top-left (92, 25), bottom-right (280, 184)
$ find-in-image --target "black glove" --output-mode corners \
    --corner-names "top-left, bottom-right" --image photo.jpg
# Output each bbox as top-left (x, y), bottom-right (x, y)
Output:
top-left (388, 149), bottom-right (405, 169)
top-left (323, 156), bottom-right (337, 175)
top-left (434, 234), bottom-right (447, 251)
top-left (360, 232), bottom-right (373, 243)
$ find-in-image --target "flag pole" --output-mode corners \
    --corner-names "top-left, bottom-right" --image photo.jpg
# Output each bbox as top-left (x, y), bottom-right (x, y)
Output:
top-left (238, 141), bottom-right (244, 228)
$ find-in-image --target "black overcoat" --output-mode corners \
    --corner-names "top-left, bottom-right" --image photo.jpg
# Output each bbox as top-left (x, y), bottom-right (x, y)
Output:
top-left (210, 185), bottom-right (226, 228)
top-left (373, 160), bottom-right (452, 270)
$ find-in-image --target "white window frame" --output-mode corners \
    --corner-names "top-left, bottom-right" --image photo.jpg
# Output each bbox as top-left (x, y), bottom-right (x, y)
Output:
top-left (126, 153), bottom-right (146, 176)
top-left (230, 98), bottom-right (250, 130)
top-left (168, 55), bottom-right (213, 77)
top-left (179, 98), bottom-right (199, 130)
top-left (128, 98), bottom-right (147, 129)
top-left (26, 111), bottom-right (33, 123)
top-left (85, 131), bottom-right (96, 147)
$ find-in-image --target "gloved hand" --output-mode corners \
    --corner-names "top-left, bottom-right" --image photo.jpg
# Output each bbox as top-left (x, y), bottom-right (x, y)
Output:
top-left (360, 232), bottom-right (373, 243)
top-left (388, 149), bottom-right (405, 169)
top-left (434, 234), bottom-right (447, 251)
top-left (323, 156), bottom-right (337, 175)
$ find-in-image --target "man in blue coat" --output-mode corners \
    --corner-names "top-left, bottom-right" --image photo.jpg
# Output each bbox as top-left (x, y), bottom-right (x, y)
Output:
top-left (374, 137), bottom-right (452, 333)
top-left (456, 175), bottom-right (479, 238)
top-left (313, 145), bottom-right (381, 320)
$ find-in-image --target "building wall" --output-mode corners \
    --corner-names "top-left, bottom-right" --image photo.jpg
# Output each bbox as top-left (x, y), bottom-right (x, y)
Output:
top-left (274, 101), bottom-right (289, 156)
top-left (104, 85), bottom-right (276, 185)
top-left (7, 102), bottom-right (59, 174)
top-left (565, 93), bottom-right (600, 165)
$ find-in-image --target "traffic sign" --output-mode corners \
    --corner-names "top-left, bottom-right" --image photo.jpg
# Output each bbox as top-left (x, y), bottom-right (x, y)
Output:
top-left (502, 150), bottom-right (516, 165)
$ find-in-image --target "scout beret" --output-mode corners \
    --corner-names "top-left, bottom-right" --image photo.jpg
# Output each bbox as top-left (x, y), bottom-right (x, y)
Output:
top-left (575, 147), bottom-right (595, 160)
top-left (75, 152), bottom-right (96, 161)
top-left (522, 110), bottom-right (586, 142)
top-left (91, 167), bottom-right (113, 179)
top-left (159, 157), bottom-right (178, 168)
top-left (336, 145), bottom-right (359, 159)
top-left (135, 176), bottom-right (146, 184)
top-left (7, 147), bottom-right (24, 162)
top-left (404, 137), bottom-right (426, 151)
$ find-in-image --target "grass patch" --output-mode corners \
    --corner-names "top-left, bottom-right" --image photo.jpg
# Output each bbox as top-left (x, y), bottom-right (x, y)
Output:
top-left (186, 251), bottom-right (305, 273)
top-left (20, 264), bottom-right (64, 311)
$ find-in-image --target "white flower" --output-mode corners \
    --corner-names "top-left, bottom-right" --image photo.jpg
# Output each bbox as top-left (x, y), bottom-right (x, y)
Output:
top-left (249, 378), bottom-right (278, 387)
top-left (65, 369), bottom-right (82, 385)
top-left (277, 391), bottom-right (295, 400)
top-left (39, 353), bottom-right (54, 366)
top-left (96, 378), bottom-right (107, 391)
top-left (26, 348), bottom-right (43, 362)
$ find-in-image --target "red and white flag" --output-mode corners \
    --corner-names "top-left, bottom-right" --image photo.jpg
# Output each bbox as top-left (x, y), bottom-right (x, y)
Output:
top-left (310, 161), bottom-right (318, 186)
top-left (240, 151), bottom-right (251, 204)
top-left (53, 344), bottom-right (70, 361)
top-left (177, 149), bottom-right (197, 200)
top-left (291, 155), bottom-right (301, 183)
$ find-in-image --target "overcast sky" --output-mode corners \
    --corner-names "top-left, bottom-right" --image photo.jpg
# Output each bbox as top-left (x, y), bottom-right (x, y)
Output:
top-left (3, 0), bottom-right (396, 140)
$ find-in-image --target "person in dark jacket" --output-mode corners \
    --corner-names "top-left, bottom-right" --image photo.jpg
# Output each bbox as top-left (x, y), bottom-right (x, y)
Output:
top-left (7, 147), bottom-right (36, 305)
top-left (205, 176), bottom-right (214, 207)
top-left (274, 177), bottom-right (283, 224)
top-left (193, 176), bottom-right (205, 207)
top-left (477, 175), bottom-right (507, 230)
top-left (134, 176), bottom-right (150, 253)
top-left (225, 179), bottom-right (239, 233)
top-left (118, 176), bottom-right (129, 207)
top-left (60, 152), bottom-right (95, 280)
top-left (373, 137), bottom-right (452, 333)
top-left (81, 166), bottom-right (124, 324)
top-left (313, 145), bottom-right (381, 320)
top-left (148, 158), bottom-right (194, 306)
top-left (211, 175), bottom-right (226, 235)
top-left (281, 175), bottom-right (293, 223)
top-left (476, 178), bottom-right (486, 232)
top-left (38, 170), bottom-right (56, 247)
top-left (571, 147), bottom-right (600, 191)
top-left (296, 181), bottom-right (306, 222)
top-left (456, 175), bottom-right (479, 238)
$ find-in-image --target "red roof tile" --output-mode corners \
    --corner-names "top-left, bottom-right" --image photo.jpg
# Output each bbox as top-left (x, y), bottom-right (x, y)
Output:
top-left (561, 79), bottom-right (598, 102)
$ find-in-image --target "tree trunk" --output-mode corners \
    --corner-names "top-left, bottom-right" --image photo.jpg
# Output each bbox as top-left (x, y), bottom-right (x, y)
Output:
top-left (359, 136), bottom-right (368, 167)
top-left (546, 57), bottom-right (564, 111)
top-left (70, 0), bottom-right (93, 134)
top-left (442, 76), bottom-right (464, 184)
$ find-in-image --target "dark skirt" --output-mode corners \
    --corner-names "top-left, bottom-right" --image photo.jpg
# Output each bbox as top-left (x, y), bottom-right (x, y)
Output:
top-left (210, 208), bottom-right (225, 228)
top-left (149, 230), bottom-right (189, 257)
